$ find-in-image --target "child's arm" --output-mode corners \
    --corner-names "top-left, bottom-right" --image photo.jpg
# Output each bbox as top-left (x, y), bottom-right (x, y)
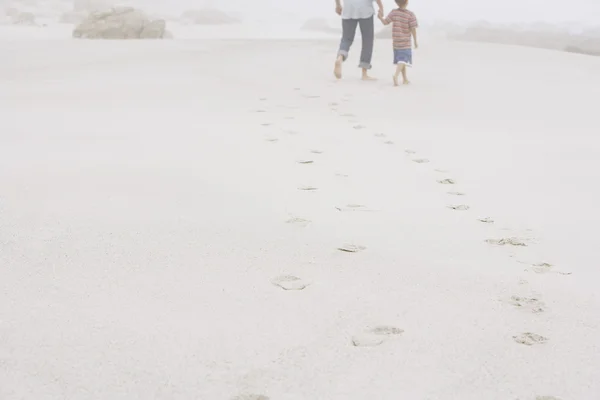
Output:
top-left (411, 27), bottom-right (418, 48)
top-left (409, 14), bottom-right (419, 48)
top-left (379, 11), bottom-right (392, 25)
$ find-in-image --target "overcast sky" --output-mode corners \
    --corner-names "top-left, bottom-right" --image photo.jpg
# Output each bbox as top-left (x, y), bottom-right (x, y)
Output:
top-left (137, 0), bottom-right (600, 24)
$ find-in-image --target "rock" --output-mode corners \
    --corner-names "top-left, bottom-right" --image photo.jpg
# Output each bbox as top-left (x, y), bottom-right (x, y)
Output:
top-left (140, 19), bottom-right (166, 39)
top-left (12, 12), bottom-right (36, 25)
top-left (73, 7), bottom-right (169, 39)
top-left (181, 8), bottom-right (240, 25)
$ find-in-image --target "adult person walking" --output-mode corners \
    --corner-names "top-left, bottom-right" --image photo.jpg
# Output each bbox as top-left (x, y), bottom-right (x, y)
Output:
top-left (334, 0), bottom-right (384, 80)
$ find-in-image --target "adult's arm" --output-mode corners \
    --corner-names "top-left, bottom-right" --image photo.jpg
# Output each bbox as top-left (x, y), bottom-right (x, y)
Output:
top-left (375, 0), bottom-right (384, 16)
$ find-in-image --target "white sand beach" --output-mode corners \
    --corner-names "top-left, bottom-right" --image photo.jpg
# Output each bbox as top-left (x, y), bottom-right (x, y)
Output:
top-left (1, 20), bottom-right (600, 400)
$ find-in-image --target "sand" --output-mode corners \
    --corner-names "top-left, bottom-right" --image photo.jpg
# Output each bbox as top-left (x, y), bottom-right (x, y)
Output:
top-left (1, 29), bottom-right (600, 400)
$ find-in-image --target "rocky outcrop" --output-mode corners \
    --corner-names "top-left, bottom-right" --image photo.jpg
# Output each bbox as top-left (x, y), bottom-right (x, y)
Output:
top-left (72, 7), bottom-right (170, 39)
top-left (12, 11), bottom-right (36, 26)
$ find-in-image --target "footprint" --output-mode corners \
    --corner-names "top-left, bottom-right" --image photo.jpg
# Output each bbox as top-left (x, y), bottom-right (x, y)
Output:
top-left (374, 133), bottom-right (386, 138)
top-left (253, 109), bottom-right (267, 113)
top-left (353, 125), bottom-right (366, 130)
top-left (405, 149), bottom-right (416, 155)
top-left (448, 204), bottom-right (470, 211)
top-left (435, 169), bottom-right (449, 173)
top-left (384, 140), bottom-right (395, 145)
top-left (335, 173), bottom-right (349, 178)
top-left (261, 123), bottom-right (272, 127)
top-left (437, 178), bottom-right (456, 185)
top-left (351, 334), bottom-right (384, 347)
top-left (478, 217), bottom-right (494, 223)
top-left (486, 237), bottom-right (527, 247)
top-left (337, 244), bottom-right (366, 253)
top-left (412, 158), bottom-right (430, 164)
top-left (536, 396), bottom-right (562, 400)
top-left (284, 129), bottom-right (298, 135)
top-left (342, 113), bottom-right (356, 117)
top-left (305, 95), bottom-right (320, 99)
top-left (284, 116), bottom-right (295, 120)
top-left (265, 137), bottom-right (279, 143)
top-left (369, 326), bottom-right (404, 335)
top-left (335, 204), bottom-right (373, 212)
top-left (508, 296), bottom-right (545, 313)
top-left (310, 149), bottom-right (324, 154)
top-left (298, 186), bottom-right (318, 191)
top-left (528, 262), bottom-right (572, 276)
top-left (329, 102), bottom-right (339, 106)
top-left (513, 332), bottom-right (548, 346)
top-left (448, 191), bottom-right (466, 196)
top-left (297, 160), bottom-right (314, 164)
top-left (351, 325), bottom-right (404, 347)
top-left (231, 395), bottom-right (270, 400)
top-left (530, 262), bottom-right (553, 273)
top-left (271, 275), bottom-right (310, 291)
top-left (259, 97), bottom-right (267, 101)
top-left (285, 217), bottom-right (311, 227)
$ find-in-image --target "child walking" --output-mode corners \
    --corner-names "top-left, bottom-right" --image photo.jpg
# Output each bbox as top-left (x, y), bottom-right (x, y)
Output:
top-left (378, 0), bottom-right (418, 85)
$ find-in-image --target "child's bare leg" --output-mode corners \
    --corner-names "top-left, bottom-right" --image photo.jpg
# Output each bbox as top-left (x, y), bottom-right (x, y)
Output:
top-left (401, 65), bottom-right (410, 84)
top-left (393, 64), bottom-right (403, 86)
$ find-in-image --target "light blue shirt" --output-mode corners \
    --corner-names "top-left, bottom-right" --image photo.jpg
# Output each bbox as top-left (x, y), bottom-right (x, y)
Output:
top-left (341, 0), bottom-right (375, 19)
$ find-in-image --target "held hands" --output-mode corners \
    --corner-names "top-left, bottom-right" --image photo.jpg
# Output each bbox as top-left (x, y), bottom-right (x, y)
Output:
top-left (377, 8), bottom-right (384, 18)
top-left (335, 5), bottom-right (342, 15)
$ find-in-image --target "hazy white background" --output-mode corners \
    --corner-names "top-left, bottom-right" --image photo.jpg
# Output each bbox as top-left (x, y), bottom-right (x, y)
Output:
top-left (129, 0), bottom-right (600, 25)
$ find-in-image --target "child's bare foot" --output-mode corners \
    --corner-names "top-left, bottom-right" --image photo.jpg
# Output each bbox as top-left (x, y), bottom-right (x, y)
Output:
top-left (403, 79), bottom-right (411, 85)
top-left (334, 57), bottom-right (343, 79)
top-left (393, 75), bottom-right (399, 86)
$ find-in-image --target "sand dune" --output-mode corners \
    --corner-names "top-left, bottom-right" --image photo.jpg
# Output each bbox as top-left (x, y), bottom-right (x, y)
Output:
top-left (1, 29), bottom-right (600, 400)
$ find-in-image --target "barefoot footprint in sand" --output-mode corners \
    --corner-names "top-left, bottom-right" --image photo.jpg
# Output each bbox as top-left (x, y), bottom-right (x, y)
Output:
top-left (285, 217), bottom-right (311, 227)
top-left (437, 178), bottom-right (456, 185)
top-left (352, 325), bottom-right (404, 347)
top-left (513, 332), bottom-right (548, 346)
top-left (486, 237), bottom-right (527, 247)
top-left (337, 244), bottom-right (366, 253)
top-left (448, 205), bottom-right (470, 211)
top-left (508, 296), bottom-right (545, 313)
top-left (271, 275), bottom-right (310, 291)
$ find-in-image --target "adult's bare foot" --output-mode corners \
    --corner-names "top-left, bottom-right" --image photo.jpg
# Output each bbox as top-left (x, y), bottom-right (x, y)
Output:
top-left (334, 57), bottom-right (343, 79)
